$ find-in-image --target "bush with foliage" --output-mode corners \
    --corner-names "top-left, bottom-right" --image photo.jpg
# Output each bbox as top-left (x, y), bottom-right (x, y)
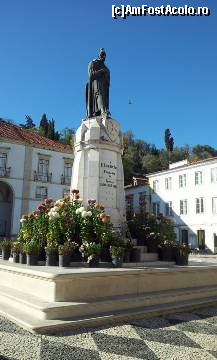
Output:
top-left (127, 211), bottom-right (177, 248)
top-left (11, 241), bottom-right (22, 253)
top-left (110, 246), bottom-right (124, 258)
top-left (79, 241), bottom-right (101, 262)
top-left (23, 241), bottom-right (40, 255)
top-left (0, 238), bottom-right (11, 252)
top-left (58, 241), bottom-right (78, 256)
top-left (176, 243), bottom-right (191, 257)
top-left (17, 190), bottom-right (119, 264)
top-left (45, 243), bottom-right (58, 256)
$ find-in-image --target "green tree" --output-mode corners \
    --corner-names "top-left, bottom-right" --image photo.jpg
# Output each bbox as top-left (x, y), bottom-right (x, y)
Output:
top-left (170, 145), bottom-right (190, 163)
top-left (47, 119), bottom-right (55, 140)
top-left (164, 128), bottom-right (174, 162)
top-left (39, 115), bottom-right (60, 140)
top-left (19, 115), bottom-right (35, 129)
top-left (142, 154), bottom-right (162, 174)
top-left (39, 114), bottom-right (49, 137)
top-left (191, 145), bottom-right (217, 160)
top-left (60, 127), bottom-right (75, 146)
top-left (122, 152), bottom-right (135, 185)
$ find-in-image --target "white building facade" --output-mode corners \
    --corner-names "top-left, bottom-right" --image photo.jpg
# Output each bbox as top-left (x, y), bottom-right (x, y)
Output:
top-left (0, 120), bottom-right (73, 237)
top-left (149, 159), bottom-right (217, 253)
top-left (125, 159), bottom-right (217, 253)
top-left (124, 176), bottom-right (151, 216)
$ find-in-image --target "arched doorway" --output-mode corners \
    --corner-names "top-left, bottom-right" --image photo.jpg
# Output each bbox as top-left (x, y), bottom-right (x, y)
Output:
top-left (0, 181), bottom-right (13, 237)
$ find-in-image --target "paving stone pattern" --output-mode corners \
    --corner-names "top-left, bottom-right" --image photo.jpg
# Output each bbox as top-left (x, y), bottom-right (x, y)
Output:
top-left (1, 306), bottom-right (217, 359)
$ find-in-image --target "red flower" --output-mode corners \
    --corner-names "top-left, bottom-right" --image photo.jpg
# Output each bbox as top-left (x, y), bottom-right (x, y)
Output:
top-left (37, 204), bottom-right (46, 211)
top-left (71, 189), bottom-right (79, 194)
top-left (44, 198), bottom-right (53, 204)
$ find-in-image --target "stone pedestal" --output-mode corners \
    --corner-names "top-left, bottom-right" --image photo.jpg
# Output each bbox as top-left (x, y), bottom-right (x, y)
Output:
top-left (71, 116), bottom-right (125, 229)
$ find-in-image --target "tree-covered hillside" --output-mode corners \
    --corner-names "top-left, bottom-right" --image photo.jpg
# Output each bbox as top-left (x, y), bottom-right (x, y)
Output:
top-left (123, 130), bottom-right (217, 184)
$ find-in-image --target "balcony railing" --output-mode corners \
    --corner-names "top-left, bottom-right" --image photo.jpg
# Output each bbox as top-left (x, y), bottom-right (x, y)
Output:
top-left (0, 167), bottom-right (11, 178)
top-left (61, 175), bottom-right (71, 186)
top-left (34, 171), bottom-right (52, 183)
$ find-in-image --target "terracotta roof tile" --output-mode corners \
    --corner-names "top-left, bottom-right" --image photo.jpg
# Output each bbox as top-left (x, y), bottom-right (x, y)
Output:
top-left (0, 120), bottom-right (72, 152)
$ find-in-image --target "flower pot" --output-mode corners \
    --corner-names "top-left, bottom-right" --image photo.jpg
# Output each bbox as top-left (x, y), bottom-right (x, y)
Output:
top-left (176, 255), bottom-right (188, 266)
top-left (19, 253), bottom-right (26, 264)
top-left (100, 246), bottom-right (111, 262)
top-left (88, 257), bottom-right (99, 268)
top-left (130, 248), bottom-right (140, 262)
top-left (2, 250), bottom-right (10, 260)
top-left (160, 247), bottom-right (173, 261)
top-left (26, 254), bottom-right (38, 266)
top-left (71, 252), bottom-right (82, 262)
top-left (147, 243), bottom-right (158, 253)
top-left (123, 250), bottom-right (131, 263)
top-left (46, 254), bottom-right (57, 266)
top-left (12, 252), bottom-right (19, 263)
top-left (136, 230), bottom-right (146, 246)
top-left (39, 247), bottom-right (46, 261)
top-left (59, 255), bottom-right (71, 267)
top-left (112, 257), bottom-right (123, 268)
top-left (172, 247), bottom-right (179, 260)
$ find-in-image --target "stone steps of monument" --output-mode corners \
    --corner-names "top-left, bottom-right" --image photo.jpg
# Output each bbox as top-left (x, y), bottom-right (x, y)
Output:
top-left (123, 261), bottom-right (175, 268)
top-left (134, 245), bottom-right (148, 253)
top-left (139, 252), bottom-right (159, 262)
top-left (1, 283), bottom-right (217, 334)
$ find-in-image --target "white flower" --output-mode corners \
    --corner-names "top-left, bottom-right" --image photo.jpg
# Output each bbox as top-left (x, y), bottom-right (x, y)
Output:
top-left (76, 206), bottom-right (85, 214)
top-left (48, 210), bottom-right (59, 219)
top-left (86, 211), bottom-right (92, 217)
top-left (20, 218), bottom-right (25, 223)
top-left (81, 210), bottom-right (88, 218)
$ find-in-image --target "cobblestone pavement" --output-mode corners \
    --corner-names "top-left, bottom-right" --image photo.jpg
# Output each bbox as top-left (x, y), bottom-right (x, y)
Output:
top-left (1, 306), bottom-right (217, 360)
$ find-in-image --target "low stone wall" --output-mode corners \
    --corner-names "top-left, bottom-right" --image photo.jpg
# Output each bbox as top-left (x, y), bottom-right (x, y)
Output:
top-left (1, 261), bottom-right (217, 302)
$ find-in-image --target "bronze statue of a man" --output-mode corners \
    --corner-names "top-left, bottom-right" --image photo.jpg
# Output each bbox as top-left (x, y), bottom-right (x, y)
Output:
top-left (86, 48), bottom-right (110, 118)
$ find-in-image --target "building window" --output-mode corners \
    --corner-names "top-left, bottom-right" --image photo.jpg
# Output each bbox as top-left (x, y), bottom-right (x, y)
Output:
top-left (197, 230), bottom-right (205, 249)
top-left (0, 153), bottom-right (7, 168)
top-left (165, 177), bottom-right (172, 190)
top-left (126, 194), bottom-right (134, 215)
top-left (212, 197), bottom-right (217, 214)
top-left (179, 174), bottom-right (186, 188)
top-left (165, 201), bottom-right (173, 216)
top-left (196, 197), bottom-right (204, 214)
top-left (153, 180), bottom-right (159, 192)
top-left (61, 162), bottom-right (72, 185)
top-left (36, 186), bottom-right (48, 200)
top-left (195, 171), bottom-right (203, 185)
top-left (36, 158), bottom-right (52, 182)
top-left (0, 153), bottom-right (10, 177)
top-left (180, 199), bottom-right (187, 215)
top-left (211, 168), bottom-right (217, 183)
top-left (139, 192), bottom-right (147, 211)
top-left (152, 202), bottom-right (160, 216)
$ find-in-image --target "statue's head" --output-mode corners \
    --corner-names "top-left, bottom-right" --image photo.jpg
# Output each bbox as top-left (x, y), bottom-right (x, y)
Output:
top-left (98, 48), bottom-right (106, 62)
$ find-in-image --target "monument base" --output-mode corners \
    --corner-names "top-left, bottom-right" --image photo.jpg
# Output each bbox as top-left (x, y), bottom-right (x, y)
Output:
top-left (1, 261), bottom-right (217, 333)
top-left (71, 116), bottom-right (126, 229)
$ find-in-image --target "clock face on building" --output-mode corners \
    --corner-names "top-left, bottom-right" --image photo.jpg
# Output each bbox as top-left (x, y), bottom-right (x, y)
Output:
top-left (105, 119), bottom-right (120, 141)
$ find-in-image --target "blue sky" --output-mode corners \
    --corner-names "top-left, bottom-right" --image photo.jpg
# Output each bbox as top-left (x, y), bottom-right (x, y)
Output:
top-left (0, 0), bottom-right (216, 148)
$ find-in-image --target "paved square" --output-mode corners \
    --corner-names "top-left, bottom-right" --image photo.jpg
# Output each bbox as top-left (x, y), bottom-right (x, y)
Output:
top-left (1, 305), bottom-right (217, 359)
